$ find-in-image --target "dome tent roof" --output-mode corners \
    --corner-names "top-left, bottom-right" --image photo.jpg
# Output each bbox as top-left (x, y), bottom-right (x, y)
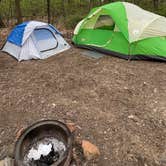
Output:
top-left (73, 2), bottom-right (166, 61)
top-left (74, 2), bottom-right (166, 43)
top-left (7, 21), bottom-right (61, 46)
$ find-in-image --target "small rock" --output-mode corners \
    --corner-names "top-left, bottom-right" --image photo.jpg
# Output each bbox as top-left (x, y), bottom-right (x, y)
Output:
top-left (154, 100), bottom-right (158, 104)
top-left (143, 82), bottom-right (147, 85)
top-left (72, 100), bottom-right (77, 104)
top-left (153, 88), bottom-right (157, 93)
top-left (0, 157), bottom-right (14, 166)
top-left (128, 115), bottom-right (139, 122)
top-left (76, 125), bottom-right (82, 130)
top-left (131, 135), bottom-right (140, 145)
top-left (0, 130), bottom-right (5, 136)
top-left (66, 122), bottom-right (76, 133)
top-left (103, 131), bottom-right (107, 134)
top-left (52, 103), bottom-right (56, 108)
top-left (153, 108), bottom-right (157, 113)
top-left (82, 140), bottom-right (100, 160)
top-left (128, 115), bottom-right (134, 119)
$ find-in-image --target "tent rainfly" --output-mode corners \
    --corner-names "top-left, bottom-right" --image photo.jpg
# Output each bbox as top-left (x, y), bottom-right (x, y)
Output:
top-left (72, 2), bottom-right (166, 61)
top-left (2, 21), bottom-right (70, 61)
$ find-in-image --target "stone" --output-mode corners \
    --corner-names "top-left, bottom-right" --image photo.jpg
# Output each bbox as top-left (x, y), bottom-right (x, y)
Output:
top-left (66, 122), bottom-right (76, 133)
top-left (82, 140), bottom-right (100, 160)
top-left (0, 157), bottom-right (14, 166)
top-left (52, 103), bottom-right (56, 108)
top-left (128, 115), bottom-right (139, 122)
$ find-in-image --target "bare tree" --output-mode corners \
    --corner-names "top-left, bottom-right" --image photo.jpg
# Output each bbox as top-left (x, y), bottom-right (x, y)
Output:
top-left (61, 0), bottom-right (66, 18)
top-left (0, 0), bottom-right (5, 27)
top-left (153, 0), bottom-right (159, 10)
top-left (15, 0), bottom-right (22, 24)
top-left (89, 0), bottom-right (94, 11)
top-left (47, 0), bottom-right (51, 23)
top-left (0, 16), bottom-right (5, 28)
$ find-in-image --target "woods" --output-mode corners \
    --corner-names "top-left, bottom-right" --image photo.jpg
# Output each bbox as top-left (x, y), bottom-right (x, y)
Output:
top-left (0, 0), bottom-right (166, 28)
top-left (15, 0), bottom-right (22, 24)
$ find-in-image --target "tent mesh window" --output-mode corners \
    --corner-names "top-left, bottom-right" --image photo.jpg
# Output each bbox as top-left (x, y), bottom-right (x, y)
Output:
top-left (33, 28), bottom-right (58, 52)
top-left (94, 15), bottom-right (115, 30)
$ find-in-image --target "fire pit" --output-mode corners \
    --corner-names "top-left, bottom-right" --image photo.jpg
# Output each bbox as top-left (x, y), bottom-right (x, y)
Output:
top-left (14, 120), bottom-right (73, 166)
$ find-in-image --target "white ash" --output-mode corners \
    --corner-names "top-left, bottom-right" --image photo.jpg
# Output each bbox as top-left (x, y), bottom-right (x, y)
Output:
top-left (24, 137), bottom-right (66, 165)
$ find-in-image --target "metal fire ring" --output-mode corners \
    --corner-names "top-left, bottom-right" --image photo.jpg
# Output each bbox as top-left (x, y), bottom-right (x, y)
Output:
top-left (14, 120), bottom-right (73, 166)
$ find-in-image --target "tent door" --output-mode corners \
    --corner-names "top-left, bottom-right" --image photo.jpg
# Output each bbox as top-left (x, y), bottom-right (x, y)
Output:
top-left (33, 28), bottom-right (58, 52)
top-left (94, 15), bottom-right (115, 30)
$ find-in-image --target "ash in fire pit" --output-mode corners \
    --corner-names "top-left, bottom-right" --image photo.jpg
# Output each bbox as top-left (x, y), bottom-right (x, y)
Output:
top-left (14, 120), bottom-right (73, 166)
top-left (24, 137), bottom-right (66, 166)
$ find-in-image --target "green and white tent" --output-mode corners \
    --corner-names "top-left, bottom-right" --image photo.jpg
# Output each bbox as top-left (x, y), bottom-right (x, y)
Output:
top-left (72, 2), bottom-right (166, 61)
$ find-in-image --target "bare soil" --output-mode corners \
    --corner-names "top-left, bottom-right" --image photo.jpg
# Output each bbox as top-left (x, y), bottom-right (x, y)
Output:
top-left (0, 44), bottom-right (166, 166)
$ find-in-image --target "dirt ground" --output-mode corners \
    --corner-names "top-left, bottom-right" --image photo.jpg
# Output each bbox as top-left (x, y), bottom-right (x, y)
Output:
top-left (0, 44), bottom-right (166, 166)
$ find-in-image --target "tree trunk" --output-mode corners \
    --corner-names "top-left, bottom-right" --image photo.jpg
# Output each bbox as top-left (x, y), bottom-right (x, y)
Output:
top-left (0, 0), bottom-right (5, 27)
top-left (47, 0), bottom-right (51, 23)
top-left (0, 15), bottom-right (5, 28)
top-left (61, 0), bottom-right (66, 18)
top-left (98, 0), bottom-right (102, 5)
top-left (153, 0), bottom-right (159, 10)
top-left (15, 0), bottom-right (22, 24)
top-left (89, 0), bottom-right (94, 11)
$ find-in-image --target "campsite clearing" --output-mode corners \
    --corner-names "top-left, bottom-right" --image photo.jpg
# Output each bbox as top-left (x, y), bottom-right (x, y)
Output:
top-left (0, 47), bottom-right (166, 165)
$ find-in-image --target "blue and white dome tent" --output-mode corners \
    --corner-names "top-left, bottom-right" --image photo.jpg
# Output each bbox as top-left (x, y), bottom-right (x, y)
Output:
top-left (2, 21), bottom-right (70, 61)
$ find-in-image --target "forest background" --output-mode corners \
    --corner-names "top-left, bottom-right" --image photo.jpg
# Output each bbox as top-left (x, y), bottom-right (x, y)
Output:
top-left (0, 0), bottom-right (166, 29)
